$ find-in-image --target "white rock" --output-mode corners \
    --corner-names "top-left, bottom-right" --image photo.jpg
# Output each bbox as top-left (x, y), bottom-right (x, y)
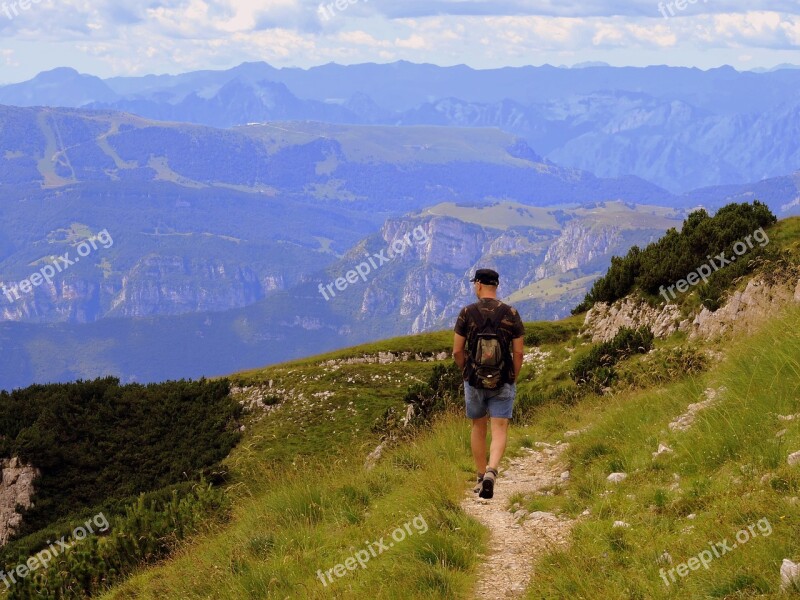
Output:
top-left (581, 509), bottom-right (591, 516)
top-left (652, 443), bottom-right (674, 458)
top-left (613, 521), bottom-right (630, 529)
top-left (560, 471), bottom-right (571, 481)
top-left (607, 472), bottom-right (628, 484)
top-left (528, 511), bottom-right (554, 521)
top-left (364, 442), bottom-right (386, 471)
top-left (789, 451), bottom-right (800, 467)
top-left (686, 513), bottom-right (697, 520)
top-left (669, 389), bottom-right (720, 432)
top-left (781, 559), bottom-right (800, 591)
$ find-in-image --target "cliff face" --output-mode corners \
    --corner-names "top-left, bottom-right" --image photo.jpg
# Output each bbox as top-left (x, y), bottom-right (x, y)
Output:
top-left (534, 222), bottom-right (622, 280)
top-left (1, 256), bottom-right (292, 323)
top-left (0, 457), bottom-right (39, 546)
top-left (583, 275), bottom-right (800, 343)
top-left (358, 210), bottom-right (669, 334)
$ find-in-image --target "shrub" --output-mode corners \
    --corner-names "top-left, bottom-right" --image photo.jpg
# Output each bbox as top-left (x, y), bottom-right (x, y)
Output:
top-left (570, 327), bottom-right (655, 390)
top-left (573, 201), bottom-right (777, 313)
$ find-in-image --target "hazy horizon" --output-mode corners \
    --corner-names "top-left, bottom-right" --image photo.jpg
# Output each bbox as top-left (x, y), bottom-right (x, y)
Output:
top-left (1, 1), bottom-right (799, 82)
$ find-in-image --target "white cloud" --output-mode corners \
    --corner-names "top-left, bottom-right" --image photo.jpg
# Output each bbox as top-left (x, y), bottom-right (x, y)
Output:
top-left (394, 34), bottom-right (428, 49)
top-left (1, 49), bottom-right (19, 66)
top-left (337, 30), bottom-right (390, 47)
top-left (0, 1), bottom-right (799, 79)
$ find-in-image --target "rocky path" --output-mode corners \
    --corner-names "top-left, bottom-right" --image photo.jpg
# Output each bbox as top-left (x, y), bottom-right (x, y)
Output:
top-left (461, 442), bottom-right (575, 598)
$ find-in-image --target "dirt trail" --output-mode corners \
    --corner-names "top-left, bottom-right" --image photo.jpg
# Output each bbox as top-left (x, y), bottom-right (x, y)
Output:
top-left (461, 442), bottom-right (575, 598)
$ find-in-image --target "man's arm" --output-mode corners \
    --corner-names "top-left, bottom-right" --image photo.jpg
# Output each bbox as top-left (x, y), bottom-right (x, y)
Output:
top-left (453, 333), bottom-right (467, 373)
top-left (512, 336), bottom-right (524, 381)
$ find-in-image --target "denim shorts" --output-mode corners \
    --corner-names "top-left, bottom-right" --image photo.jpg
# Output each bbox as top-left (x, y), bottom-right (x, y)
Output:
top-left (464, 381), bottom-right (516, 419)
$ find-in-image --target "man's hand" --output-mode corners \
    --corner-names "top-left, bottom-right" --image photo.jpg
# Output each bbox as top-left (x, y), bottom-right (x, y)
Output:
top-left (453, 333), bottom-right (467, 373)
top-left (512, 336), bottom-right (524, 381)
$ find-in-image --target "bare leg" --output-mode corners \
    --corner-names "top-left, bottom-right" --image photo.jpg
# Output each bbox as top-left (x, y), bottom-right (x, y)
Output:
top-left (471, 415), bottom-right (489, 474)
top-left (488, 418), bottom-right (510, 471)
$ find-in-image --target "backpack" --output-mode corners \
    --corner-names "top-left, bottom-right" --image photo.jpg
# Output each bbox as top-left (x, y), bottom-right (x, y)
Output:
top-left (466, 303), bottom-right (511, 390)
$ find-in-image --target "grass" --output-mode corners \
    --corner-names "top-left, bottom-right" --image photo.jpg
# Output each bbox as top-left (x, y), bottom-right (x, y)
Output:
top-left (99, 325), bottom-right (487, 599)
top-left (522, 305), bottom-right (800, 598)
top-left (101, 414), bottom-right (486, 600)
top-left (96, 295), bottom-right (800, 599)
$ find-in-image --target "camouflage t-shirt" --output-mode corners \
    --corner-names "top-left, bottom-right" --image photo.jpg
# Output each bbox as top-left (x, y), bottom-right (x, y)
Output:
top-left (454, 298), bottom-right (525, 383)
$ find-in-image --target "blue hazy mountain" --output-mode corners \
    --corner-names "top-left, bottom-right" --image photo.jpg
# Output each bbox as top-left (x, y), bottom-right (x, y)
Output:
top-left (2, 62), bottom-right (798, 192)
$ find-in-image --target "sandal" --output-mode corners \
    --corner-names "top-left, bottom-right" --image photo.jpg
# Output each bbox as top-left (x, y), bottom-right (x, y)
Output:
top-left (473, 473), bottom-right (484, 493)
top-left (479, 468), bottom-right (498, 499)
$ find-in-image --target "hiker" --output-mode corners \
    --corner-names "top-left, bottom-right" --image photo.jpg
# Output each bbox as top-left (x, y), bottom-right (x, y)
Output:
top-left (453, 269), bottom-right (525, 499)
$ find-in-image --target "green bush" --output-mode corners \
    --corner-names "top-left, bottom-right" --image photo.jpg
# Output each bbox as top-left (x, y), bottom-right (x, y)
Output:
top-left (4, 481), bottom-right (228, 599)
top-left (573, 201), bottom-right (777, 312)
top-left (570, 327), bottom-right (655, 390)
top-left (0, 377), bottom-right (242, 538)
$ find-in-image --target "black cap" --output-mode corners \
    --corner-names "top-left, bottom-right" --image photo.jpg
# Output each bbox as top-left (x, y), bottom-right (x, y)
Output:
top-left (470, 269), bottom-right (500, 286)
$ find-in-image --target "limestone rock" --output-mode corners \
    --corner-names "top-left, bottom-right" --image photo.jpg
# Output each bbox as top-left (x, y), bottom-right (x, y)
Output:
top-left (583, 275), bottom-right (800, 345)
top-left (0, 457), bottom-right (39, 545)
top-left (669, 388), bottom-right (720, 432)
top-left (364, 442), bottom-right (386, 471)
top-left (781, 559), bottom-right (800, 591)
top-left (583, 298), bottom-right (683, 343)
top-left (652, 443), bottom-right (674, 458)
top-left (607, 472), bottom-right (628, 484)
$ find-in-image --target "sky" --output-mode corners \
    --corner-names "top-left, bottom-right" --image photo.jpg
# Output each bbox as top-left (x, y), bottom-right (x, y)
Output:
top-left (0, 0), bottom-right (799, 82)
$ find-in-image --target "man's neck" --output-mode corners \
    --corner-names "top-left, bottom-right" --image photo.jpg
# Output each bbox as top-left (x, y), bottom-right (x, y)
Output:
top-left (478, 295), bottom-right (497, 301)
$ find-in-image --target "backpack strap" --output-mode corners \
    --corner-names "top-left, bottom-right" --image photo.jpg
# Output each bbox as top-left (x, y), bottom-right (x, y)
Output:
top-left (466, 302), bottom-right (511, 351)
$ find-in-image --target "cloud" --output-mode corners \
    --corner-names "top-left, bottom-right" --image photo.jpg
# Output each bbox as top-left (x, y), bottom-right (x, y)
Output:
top-left (372, 0), bottom-right (800, 19)
top-left (395, 34), bottom-right (428, 49)
top-left (1, 49), bottom-right (19, 66)
top-left (0, 0), bottom-right (799, 79)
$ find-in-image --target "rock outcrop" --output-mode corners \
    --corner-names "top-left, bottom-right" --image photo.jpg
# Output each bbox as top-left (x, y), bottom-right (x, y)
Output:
top-left (0, 457), bottom-right (39, 545)
top-left (691, 277), bottom-right (799, 340)
top-left (584, 298), bottom-right (687, 342)
top-left (583, 275), bottom-right (800, 343)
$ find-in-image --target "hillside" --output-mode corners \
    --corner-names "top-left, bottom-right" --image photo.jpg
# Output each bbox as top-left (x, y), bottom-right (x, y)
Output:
top-left (0, 106), bottom-right (669, 204)
top-left (5, 62), bottom-right (800, 192)
top-left (0, 197), bottom-right (685, 390)
top-left (2, 215), bottom-right (785, 598)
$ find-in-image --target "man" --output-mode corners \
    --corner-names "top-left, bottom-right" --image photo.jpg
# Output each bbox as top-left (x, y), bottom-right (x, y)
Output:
top-left (453, 268), bottom-right (524, 499)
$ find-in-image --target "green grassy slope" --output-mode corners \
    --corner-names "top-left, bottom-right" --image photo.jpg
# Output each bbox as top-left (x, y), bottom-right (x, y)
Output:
top-left (97, 304), bottom-right (800, 599)
top-left (92, 220), bottom-right (800, 599)
top-left (524, 306), bottom-right (800, 598)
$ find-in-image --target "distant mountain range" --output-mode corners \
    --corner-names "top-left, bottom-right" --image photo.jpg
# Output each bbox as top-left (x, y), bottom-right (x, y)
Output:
top-left (2, 62), bottom-right (799, 192)
top-left (0, 82), bottom-right (798, 390)
top-left (0, 199), bottom-right (685, 390)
